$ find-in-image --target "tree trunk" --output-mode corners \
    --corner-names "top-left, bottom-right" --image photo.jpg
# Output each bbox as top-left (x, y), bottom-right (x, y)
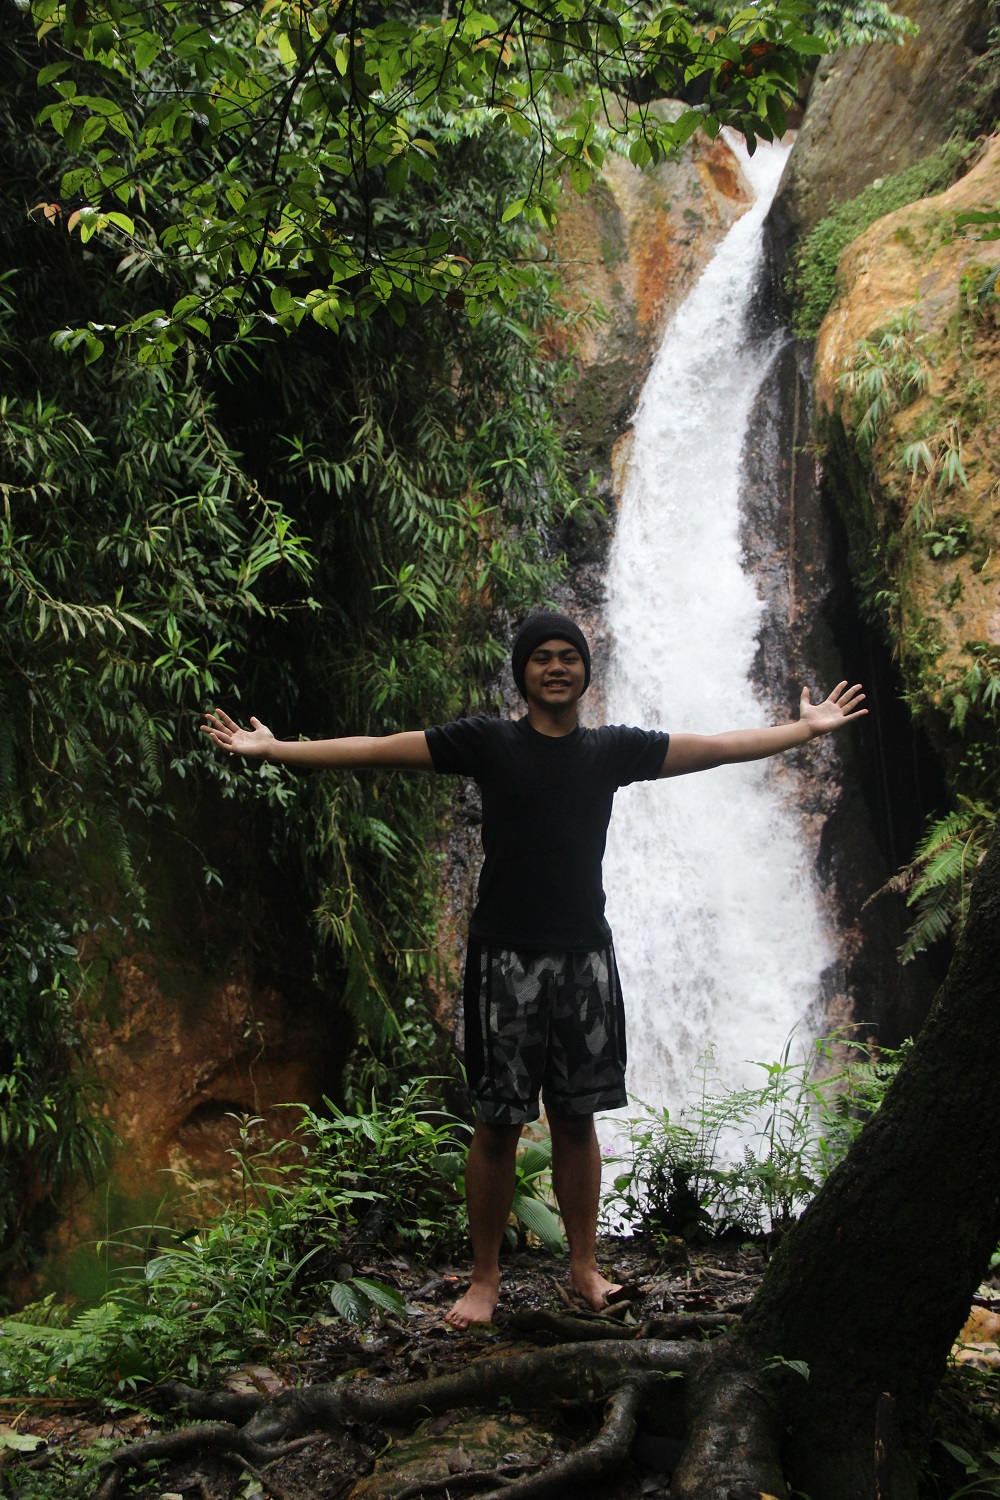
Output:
top-left (726, 825), bottom-right (1000, 1499)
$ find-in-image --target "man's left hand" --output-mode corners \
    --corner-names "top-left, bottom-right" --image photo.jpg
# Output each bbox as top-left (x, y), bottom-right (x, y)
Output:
top-left (799, 682), bottom-right (867, 737)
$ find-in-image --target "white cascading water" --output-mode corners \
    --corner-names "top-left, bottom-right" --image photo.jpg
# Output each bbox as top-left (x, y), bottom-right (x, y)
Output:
top-left (600, 134), bottom-right (834, 1139)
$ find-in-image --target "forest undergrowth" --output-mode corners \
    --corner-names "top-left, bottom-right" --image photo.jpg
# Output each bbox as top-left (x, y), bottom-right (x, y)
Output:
top-left (2, 1034), bottom-right (998, 1500)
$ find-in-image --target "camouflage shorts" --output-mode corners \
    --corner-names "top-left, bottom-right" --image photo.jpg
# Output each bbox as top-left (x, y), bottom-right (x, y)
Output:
top-left (462, 943), bottom-right (628, 1125)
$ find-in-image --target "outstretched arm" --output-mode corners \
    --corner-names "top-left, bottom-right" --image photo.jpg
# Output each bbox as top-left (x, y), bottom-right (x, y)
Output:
top-left (659, 682), bottom-right (866, 779)
top-left (201, 709), bottom-right (434, 769)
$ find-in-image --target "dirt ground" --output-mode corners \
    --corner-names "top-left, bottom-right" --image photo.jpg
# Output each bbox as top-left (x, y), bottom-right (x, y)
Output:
top-left (6, 1236), bottom-right (766, 1500)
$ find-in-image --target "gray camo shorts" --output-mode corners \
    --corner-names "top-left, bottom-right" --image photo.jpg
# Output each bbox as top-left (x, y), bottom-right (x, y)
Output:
top-left (462, 942), bottom-right (628, 1125)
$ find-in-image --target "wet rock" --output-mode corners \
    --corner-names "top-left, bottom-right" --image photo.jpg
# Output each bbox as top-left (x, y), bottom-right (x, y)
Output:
top-left (552, 106), bottom-right (752, 500)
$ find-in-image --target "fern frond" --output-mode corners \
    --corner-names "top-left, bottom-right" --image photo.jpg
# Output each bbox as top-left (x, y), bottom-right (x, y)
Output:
top-left (900, 883), bottom-right (955, 962)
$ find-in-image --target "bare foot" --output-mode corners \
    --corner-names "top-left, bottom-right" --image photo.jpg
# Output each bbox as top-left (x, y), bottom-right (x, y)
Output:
top-left (444, 1275), bottom-right (500, 1329)
top-left (568, 1264), bottom-right (622, 1312)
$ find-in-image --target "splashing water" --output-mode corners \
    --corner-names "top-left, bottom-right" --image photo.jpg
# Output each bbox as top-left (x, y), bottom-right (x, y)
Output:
top-left (601, 135), bottom-right (834, 1137)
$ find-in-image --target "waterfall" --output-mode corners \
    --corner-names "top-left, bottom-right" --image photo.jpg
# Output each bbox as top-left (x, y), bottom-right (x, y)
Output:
top-left (600, 134), bottom-right (834, 1134)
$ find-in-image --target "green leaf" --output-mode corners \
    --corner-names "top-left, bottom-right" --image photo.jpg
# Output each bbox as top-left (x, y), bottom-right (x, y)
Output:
top-left (37, 61), bottom-right (73, 85)
top-left (569, 157), bottom-right (592, 195)
top-left (0, 1431), bottom-right (46, 1452)
top-left (787, 33), bottom-right (827, 55)
top-left (134, 33), bottom-right (163, 71)
top-left (511, 1192), bottom-right (565, 1253)
top-left (329, 1282), bottom-right (369, 1325)
top-left (937, 1439), bottom-right (978, 1474)
top-left (517, 1138), bottom-right (552, 1177)
top-left (351, 1277), bottom-right (406, 1317)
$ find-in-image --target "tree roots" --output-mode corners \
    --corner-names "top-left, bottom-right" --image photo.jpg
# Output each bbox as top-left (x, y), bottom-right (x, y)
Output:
top-left (95, 1334), bottom-right (787, 1500)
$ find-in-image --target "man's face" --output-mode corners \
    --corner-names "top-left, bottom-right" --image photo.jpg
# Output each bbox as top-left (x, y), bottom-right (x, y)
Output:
top-left (523, 637), bottom-right (587, 710)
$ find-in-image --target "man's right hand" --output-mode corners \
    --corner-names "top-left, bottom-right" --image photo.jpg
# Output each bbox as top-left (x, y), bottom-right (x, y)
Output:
top-left (202, 708), bottom-right (276, 759)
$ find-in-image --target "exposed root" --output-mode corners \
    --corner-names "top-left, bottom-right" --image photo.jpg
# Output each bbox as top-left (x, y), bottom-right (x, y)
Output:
top-left (669, 1361), bottom-right (787, 1500)
top-left (509, 1309), bottom-right (738, 1344)
top-left (94, 1338), bottom-right (714, 1500)
top-left (508, 1310), bottom-right (633, 1342)
top-left (391, 1461), bottom-right (542, 1499)
top-left (470, 1377), bottom-right (654, 1500)
top-left (240, 1338), bottom-right (705, 1445)
top-left (93, 1421), bottom-right (324, 1500)
top-left (157, 1381), bottom-right (264, 1423)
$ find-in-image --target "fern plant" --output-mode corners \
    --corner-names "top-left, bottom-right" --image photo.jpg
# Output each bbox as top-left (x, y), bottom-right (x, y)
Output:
top-left (605, 1036), bottom-right (911, 1241)
top-left (894, 799), bottom-right (996, 962)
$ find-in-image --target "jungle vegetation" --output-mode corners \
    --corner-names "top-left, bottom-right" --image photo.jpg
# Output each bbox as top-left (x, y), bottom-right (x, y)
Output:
top-left (1, 0), bottom-right (897, 1287)
top-left (7, 1), bottom-right (1000, 1496)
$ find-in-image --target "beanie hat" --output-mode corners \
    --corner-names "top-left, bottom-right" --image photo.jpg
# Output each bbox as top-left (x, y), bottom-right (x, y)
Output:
top-left (511, 611), bottom-right (591, 698)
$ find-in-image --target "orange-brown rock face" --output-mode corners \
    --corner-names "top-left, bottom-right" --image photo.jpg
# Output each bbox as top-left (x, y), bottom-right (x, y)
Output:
top-left (89, 960), bottom-right (320, 1187)
top-left (36, 827), bottom-right (338, 1300)
top-left (813, 136), bottom-right (1000, 720)
top-left (553, 126), bottom-right (752, 490)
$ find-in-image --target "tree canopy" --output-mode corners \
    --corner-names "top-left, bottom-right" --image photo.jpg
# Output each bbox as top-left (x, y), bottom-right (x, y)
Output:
top-left (28, 0), bottom-right (834, 359)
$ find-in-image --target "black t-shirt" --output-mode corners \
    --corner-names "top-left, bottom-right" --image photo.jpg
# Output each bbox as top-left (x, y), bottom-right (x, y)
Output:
top-left (425, 716), bottom-right (670, 951)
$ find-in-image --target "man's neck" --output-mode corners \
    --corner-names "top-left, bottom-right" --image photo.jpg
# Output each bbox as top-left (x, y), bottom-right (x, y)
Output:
top-left (526, 703), bottom-right (580, 738)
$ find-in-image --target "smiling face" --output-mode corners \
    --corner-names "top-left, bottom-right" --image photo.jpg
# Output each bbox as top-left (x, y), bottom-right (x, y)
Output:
top-left (522, 637), bottom-right (587, 713)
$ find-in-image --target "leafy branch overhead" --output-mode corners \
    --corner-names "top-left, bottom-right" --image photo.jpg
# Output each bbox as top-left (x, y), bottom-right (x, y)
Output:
top-left (30, 0), bottom-right (827, 356)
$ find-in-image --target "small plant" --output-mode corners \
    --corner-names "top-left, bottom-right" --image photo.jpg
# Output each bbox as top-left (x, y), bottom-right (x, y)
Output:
top-left (296, 1083), bottom-right (469, 1256)
top-left (510, 1132), bottom-right (565, 1253)
top-left (838, 310), bottom-right (931, 452)
top-left (606, 1036), bottom-right (910, 1241)
top-left (0, 1087), bottom-right (468, 1397)
top-left (439, 1128), bottom-right (566, 1253)
top-left (900, 424), bottom-right (969, 533)
top-left (924, 520), bottom-right (974, 561)
top-left (886, 798), bottom-right (996, 962)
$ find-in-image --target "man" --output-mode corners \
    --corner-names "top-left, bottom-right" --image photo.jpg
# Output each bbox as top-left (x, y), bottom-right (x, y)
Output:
top-left (203, 609), bottom-right (866, 1328)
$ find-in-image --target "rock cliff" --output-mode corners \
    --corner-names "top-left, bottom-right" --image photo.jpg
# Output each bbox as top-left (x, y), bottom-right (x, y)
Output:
top-left (770, 0), bottom-right (994, 248)
top-left (813, 135), bottom-right (1000, 749)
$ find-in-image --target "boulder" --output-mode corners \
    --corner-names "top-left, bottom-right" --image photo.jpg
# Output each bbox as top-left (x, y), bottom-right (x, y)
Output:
top-left (769, 0), bottom-right (993, 250)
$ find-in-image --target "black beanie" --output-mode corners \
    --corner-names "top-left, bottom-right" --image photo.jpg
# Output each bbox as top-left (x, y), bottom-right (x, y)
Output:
top-left (511, 611), bottom-right (591, 697)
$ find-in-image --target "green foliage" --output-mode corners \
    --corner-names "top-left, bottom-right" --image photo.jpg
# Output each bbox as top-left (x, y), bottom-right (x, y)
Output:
top-left (829, 291), bottom-right (998, 970)
top-left (298, 1085), bottom-right (470, 1254)
top-left (920, 1357), bottom-right (1000, 1500)
top-left (0, 1091), bottom-right (465, 1396)
top-left (792, 141), bottom-right (971, 336)
top-left (868, 639), bottom-right (1000, 962)
top-left (806, 1), bottom-right (914, 44)
top-left (881, 797), bottom-right (997, 963)
top-left (955, 209), bottom-right (1000, 245)
top-left (838, 307), bottom-right (930, 450)
top-left (693, 0), bottom-right (914, 47)
top-left (25, 0), bottom-right (829, 355)
top-left (1, 0), bottom-right (588, 1282)
top-left (440, 1128), bottom-right (566, 1253)
top-left (510, 1133), bottom-right (566, 1254)
top-left (606, 1035), bottom-right (909, 1241)
top-left (924, 519), bottom-right (974, 561)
